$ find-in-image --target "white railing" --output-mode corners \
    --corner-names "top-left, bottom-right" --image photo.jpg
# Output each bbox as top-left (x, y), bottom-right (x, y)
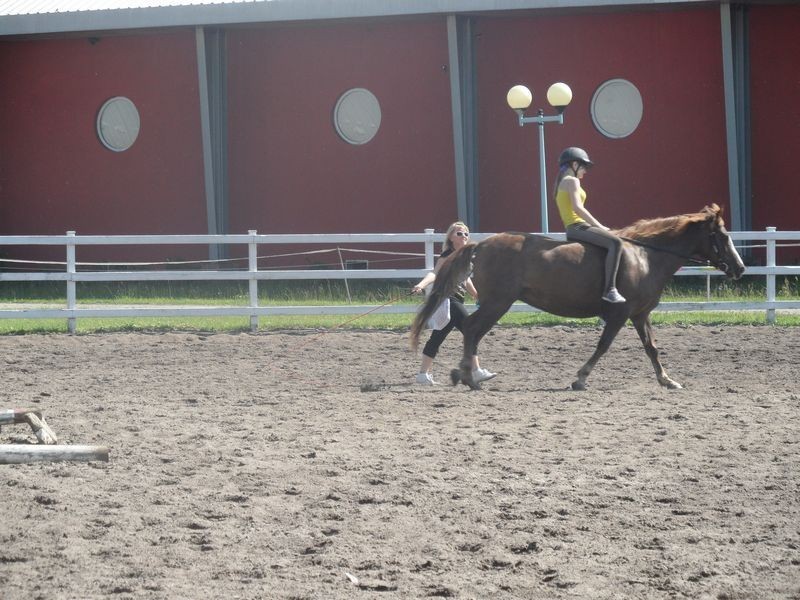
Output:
top-left (0, 228), bottom-right (798, 332)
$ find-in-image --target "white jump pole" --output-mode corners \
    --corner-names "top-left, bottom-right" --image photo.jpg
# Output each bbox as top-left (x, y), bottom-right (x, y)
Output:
top-left (0, 445), bottom-right (109, 464)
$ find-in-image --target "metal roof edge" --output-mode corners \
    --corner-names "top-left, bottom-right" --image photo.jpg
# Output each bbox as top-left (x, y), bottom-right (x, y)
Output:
top-left (0, 0), bottom-right (716, 37)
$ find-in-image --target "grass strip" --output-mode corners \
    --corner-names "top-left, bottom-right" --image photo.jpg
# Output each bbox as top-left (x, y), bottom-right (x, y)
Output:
top-left (0, 310), bottom-right (797, 335)
top-left (1, 277), bottom-right (798, 334)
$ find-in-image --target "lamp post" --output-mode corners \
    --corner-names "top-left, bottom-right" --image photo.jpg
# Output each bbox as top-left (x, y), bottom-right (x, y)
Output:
top-left (506, 83), bottom-right (573, 234)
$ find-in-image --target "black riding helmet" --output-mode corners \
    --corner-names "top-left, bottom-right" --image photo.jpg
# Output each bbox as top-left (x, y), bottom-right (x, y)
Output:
top-left (558, 147), bottom-right (594, 168)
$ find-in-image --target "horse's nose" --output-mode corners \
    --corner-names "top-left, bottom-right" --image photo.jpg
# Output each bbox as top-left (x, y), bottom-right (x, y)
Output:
top-left (730, 263), bottom-right (745, 280)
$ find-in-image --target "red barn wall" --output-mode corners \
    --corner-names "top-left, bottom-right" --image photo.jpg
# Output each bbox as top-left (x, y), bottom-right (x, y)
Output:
top-left (226, 18), bottom-right (457, 236)
top-left (0, 6), bottom-right (797, 270)
top-left (0, 31), bottom-right (207, 261)
top-left (749, 4), bottom-right (800, 234)
top-left (474, 7), bottom-right (729, 234)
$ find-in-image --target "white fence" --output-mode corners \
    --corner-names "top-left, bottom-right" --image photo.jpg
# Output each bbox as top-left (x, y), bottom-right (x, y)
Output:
top-left (0, 228), bottom-right (798, 332)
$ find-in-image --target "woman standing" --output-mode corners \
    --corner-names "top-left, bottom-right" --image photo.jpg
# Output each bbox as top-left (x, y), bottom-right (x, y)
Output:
top-left (554, 147), bottom-right (626, 303)
top-left (411, 221), bottom-right (496, 385)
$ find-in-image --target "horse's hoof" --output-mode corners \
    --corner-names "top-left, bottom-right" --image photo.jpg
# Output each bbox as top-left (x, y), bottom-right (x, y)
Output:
top-left (465, 377), bottom-right (480, 391)
top-left (571, 381), bottom-right (586, 391)
top-left (665, 379), bottom-right (683, 390)
top-left (450, 369), bottom-right (461, 386)
top-left (463, 371), bottom-right (481, 390)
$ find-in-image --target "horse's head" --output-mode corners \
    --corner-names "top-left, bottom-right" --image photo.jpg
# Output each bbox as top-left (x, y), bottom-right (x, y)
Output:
top-left (699, 204), bottom-right (745, 280)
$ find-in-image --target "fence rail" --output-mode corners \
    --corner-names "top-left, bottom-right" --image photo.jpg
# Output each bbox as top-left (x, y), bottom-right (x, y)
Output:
top-left (1, 228), bottom-right (799, 332)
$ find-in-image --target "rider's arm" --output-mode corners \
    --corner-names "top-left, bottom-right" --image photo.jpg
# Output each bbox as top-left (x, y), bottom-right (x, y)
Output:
top-left (563, 177), bottom-right (607, 230)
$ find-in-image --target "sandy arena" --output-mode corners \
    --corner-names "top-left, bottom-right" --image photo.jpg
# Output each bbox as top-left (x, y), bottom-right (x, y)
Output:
top-left (1, 325), bottom-right (799, 599)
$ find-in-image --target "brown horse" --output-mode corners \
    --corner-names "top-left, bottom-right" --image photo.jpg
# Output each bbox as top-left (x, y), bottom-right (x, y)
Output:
top-left (411, 204), bottom-right (745, 390)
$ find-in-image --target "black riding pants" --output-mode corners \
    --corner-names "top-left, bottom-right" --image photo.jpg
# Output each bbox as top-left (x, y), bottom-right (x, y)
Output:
top-left (422, 298), bottom-right (469, 359)
top-left (566, 223), bottom-right (624, 293)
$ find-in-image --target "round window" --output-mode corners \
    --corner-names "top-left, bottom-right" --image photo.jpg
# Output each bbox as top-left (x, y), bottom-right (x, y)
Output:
top-left (590, 79), bottom-right (643, 139)
top-left (333, 88), bottom-right (381, 145)
top-left (97, 96), bottom-right (140, 152)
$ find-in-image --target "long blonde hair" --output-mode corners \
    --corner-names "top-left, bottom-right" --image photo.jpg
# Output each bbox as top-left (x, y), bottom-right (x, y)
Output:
top-left (442, 221), bottom-right (469, 253)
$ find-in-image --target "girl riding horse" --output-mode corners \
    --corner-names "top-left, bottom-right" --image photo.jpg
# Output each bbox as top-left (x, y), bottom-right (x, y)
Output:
top-left (411, 204), bottom-right (745, 391)
top-left (555, 147), bottom-right (626, 304)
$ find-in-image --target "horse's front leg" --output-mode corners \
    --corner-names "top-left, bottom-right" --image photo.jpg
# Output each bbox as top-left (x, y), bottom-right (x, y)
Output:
top-left (451, 312), bottom-right (485, 390)
top-left (632, 314), bottom-right (682, 389)
top-left (451, 329), bottom-right (477, 389)
top-left (572, 312), bottom-right (627, 390)
top-left (452, 301), bottom-right (510, 390)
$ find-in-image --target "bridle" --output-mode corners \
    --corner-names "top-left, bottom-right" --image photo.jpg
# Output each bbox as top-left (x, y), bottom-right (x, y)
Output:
top-left (707, 228), bottom-right (731, 274)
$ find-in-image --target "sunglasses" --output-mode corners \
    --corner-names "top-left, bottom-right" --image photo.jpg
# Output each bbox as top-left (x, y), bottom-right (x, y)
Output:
top-left (454, 231), bottom-right (470, 238)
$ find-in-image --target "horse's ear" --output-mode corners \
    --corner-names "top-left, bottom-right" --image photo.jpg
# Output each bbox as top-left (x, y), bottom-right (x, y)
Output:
top-left (702, 203), bottom-right (722, 221)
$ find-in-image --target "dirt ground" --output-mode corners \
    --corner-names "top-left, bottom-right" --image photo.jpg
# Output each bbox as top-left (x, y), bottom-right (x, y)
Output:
top-left (1, 324), bottom-right (798, 599)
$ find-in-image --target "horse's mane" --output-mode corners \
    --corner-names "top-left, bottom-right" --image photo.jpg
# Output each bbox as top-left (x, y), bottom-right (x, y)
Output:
top-left (615, 205), bottom-right (721, 241)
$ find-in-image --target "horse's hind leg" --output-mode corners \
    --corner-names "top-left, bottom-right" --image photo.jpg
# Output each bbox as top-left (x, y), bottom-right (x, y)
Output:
top-left (572, 312), bottom-right (627, 390)
top-left (453, 301), bottom-right (512, 390)
top-left (632, 314), bottom-right (682, 389)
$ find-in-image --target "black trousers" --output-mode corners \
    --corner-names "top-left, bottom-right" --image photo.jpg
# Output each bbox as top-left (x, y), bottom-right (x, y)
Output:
top-left (566, 223), bottom-right (624, 292)
top-left (422, 298), bottom-right (469, 359)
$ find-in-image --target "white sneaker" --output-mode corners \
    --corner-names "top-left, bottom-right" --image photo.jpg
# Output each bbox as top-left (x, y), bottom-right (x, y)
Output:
top-left (472, 368), bottom-right (496, 384)
top-left (602, 287), bottom-right (626, 303)
top-left (415, 372), bottom-right (436, 385)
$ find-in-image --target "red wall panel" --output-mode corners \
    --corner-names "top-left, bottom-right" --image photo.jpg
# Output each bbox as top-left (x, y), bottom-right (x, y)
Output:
top-left (475, 8), bottom-right (729, 234)
top-left (227, 18), bottom-right (457, 236)
top-left (0, 31), bottom-right (207, 261)
top-left (749, 5), bottom-right (800, 234)
top-left (2, 6), bottom-right (792, 271)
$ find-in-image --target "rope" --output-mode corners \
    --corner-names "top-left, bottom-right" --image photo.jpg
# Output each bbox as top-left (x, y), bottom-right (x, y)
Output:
top-left (735, 242), bottom-right (800, 250)
top-left (287, 291), bottom-right (414, 351)
top-left (0, 246), bottom-right (427, 270)
top-left (3, 238), bottom-right (799, 271)
top-left (619, 237), bottom-right (800, 265)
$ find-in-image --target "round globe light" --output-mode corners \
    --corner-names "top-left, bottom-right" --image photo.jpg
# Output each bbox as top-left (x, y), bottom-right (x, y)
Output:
top-left (507, 85), bottom-right (533, 110)
top-left (547, 82), bottom-right (573, 109)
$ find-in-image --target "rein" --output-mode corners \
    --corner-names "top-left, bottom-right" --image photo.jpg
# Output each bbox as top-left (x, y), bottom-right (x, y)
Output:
top-left (618, 235), bottom-right (711, 267)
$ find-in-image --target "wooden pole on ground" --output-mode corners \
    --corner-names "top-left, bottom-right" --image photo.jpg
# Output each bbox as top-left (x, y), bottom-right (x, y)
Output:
top-left (0, 409), bottom-right (58, 444)
top-left (0, 409), bottom-right (42, 425)
top-left (0, 445), bottom-right (109, 464)
top-left (24, 413), bottom-right (58, 444)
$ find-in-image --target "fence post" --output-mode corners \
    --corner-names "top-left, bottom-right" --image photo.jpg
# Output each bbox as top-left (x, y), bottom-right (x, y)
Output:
top-left (423, 229), bottom-right (435, 297)
top-left (766, 226), bottom-right (776, 324)
top-left (424, 229), bottom-right (435, 271)
top-left (66, 231), bottom-right (76, 334)
top-left (248, 230), bottom-right (259, 332)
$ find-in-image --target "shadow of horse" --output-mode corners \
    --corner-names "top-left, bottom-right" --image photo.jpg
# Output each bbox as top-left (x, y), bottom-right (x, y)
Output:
top-left (411, 204), bottom-right (745, 390)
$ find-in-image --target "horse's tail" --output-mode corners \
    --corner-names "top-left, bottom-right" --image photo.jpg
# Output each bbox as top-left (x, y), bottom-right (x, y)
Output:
top-left (410, 243), bottom-right (477, 350)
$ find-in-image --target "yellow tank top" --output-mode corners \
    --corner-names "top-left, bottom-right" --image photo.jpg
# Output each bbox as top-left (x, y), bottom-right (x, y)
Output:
top-left (556, 185), bottom-right (587, 227)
